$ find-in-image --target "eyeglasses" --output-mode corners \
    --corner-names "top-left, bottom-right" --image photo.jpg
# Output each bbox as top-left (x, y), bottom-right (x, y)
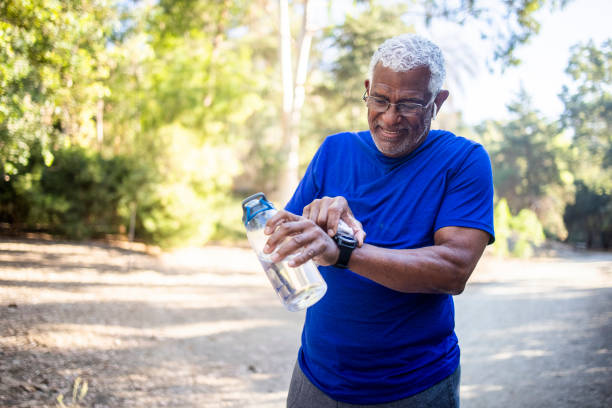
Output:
top-left (362, 90), bottom-right (434, 117)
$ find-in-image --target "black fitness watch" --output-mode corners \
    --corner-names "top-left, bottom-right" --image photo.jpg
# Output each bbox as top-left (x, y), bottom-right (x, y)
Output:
top-left (332, 233), bottom-right (358, 269)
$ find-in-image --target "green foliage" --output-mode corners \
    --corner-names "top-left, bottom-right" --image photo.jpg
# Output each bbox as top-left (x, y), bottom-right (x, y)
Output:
top-left (130, 125), bottom-right (244, 248)
top-left (208, 194), bottom-right (249, 245)
top-left (1, 0), bottom-right (598, 251)
top-left (560, 39), bottom-right (612, 190)
top-left (0, 0), bottom-right (263, 247)
top-left (564, 181), bottom-right (612, 249)
top-left (4, 145), bottom-right (139, 239)
top-left (483, 39), bottom-right (611, 250)
top-left (99, 1), bottom-right (264, 247)
top-left (559, 39), bottom-right (612, 248)
top-left (480, 90), bottom-right (573, 240)
top-left (492, 198), bottom-right (512, 256)
top-left (0, 0), bottom-right (118, 175)
top-left (412, 0), bottom-right (571, 67)
top-left (1, 140), bottom-right (239, 248)
top-left (307, 5), bottom-right (414, 138)
top-left (492, 198), bottom-right (545, 257)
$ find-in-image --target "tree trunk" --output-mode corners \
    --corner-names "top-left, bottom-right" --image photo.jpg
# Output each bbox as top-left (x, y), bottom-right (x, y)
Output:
top-left (277, 0), bottom-right (314, 205)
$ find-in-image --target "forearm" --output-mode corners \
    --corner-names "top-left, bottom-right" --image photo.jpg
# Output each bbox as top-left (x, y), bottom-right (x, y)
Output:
top-left (347, 241), bottom-right (485, 295)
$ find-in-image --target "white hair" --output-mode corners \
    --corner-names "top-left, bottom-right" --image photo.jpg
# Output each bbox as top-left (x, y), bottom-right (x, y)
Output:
top-left (368, 34), bottom-right (446, 96)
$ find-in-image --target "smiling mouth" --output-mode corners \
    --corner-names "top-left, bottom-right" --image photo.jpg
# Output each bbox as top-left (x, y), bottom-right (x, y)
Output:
top-left (377, 127), bottom-right (405, 139)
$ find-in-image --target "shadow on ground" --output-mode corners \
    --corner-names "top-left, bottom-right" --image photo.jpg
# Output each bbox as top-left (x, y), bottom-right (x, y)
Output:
top-left (456, 278), bottom-right (612, 408)
top-left (1, 238), bottom-right (611, 407)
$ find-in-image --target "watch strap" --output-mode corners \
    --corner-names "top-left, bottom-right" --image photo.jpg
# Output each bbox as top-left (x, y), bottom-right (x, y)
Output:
top-left (333, 234), bottom-right (357, 269)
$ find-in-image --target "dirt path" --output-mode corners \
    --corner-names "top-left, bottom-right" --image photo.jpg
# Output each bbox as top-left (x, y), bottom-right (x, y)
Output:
top-left (1, 238), bottom-right (611, 407)
top-left (455, 254), bottom-right (612, 407)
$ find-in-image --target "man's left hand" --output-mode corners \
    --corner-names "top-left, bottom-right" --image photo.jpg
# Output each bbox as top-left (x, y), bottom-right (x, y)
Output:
top-left (302, 196), bottom-right (366, 246)
top-left (263, 210), bottom-right (340, 267)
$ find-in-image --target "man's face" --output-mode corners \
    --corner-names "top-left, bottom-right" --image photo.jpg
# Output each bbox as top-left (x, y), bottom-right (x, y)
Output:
top-left (365, 64), bottom-right (436, 158)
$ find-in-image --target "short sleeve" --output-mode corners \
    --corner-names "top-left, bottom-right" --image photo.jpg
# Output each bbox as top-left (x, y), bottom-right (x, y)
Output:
top-left (434, 145), bottom-right (495, 244)
top-left (284, 147), bottom-right (322, 215)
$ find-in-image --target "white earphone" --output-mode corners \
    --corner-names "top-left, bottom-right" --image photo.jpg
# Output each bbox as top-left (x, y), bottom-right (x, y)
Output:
top-left (432, 103), bottom-right (438, 120)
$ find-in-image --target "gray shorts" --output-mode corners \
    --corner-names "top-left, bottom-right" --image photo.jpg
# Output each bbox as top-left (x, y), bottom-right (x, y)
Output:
top-left (286, 362), bottom-right (461, 408)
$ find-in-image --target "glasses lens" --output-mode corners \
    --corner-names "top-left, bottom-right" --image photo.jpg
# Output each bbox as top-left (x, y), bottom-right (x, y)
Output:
top-left (366, 97), bottom-right (426, 116)
top-left (397, 103), bottom-right (423, 115)
top-left (366, 97), bottom-right (388, 112)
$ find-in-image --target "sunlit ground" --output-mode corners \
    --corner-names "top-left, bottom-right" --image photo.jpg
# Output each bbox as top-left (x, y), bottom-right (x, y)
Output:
top-left (456, 253), bottom-right (612, 407)
top-left (1, 238), bottom-right (610, 407)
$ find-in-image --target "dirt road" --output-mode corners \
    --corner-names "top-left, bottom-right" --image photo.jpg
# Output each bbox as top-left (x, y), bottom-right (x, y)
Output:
top-left (1, 238), bottom-right (610, 407)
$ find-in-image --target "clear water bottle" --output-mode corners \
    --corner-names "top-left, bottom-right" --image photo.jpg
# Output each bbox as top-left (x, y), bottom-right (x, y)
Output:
top-left (241, 192), bottom-right (327, 312)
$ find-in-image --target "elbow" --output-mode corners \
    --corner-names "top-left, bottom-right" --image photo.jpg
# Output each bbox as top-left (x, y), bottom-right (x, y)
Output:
top-left (445, 266), bottom-right (471, 295)
top-left (440, 250), bottom-right (479, 295)
top-left (448, 281), bottom-right (466, 296)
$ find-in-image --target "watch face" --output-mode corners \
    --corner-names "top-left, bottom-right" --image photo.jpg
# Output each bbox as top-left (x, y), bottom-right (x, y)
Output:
top-left (336, 234), bottom-right (357, 247)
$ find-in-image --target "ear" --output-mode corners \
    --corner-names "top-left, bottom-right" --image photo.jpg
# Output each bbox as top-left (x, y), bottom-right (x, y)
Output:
top-left (433, 90), bottom-right (449, 119)
top-left (364, 79), bottom-right (370, 94)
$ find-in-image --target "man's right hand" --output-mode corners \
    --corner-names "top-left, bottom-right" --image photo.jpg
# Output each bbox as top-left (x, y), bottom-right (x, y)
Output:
top-left (302, 196), bottom-right (366, 247)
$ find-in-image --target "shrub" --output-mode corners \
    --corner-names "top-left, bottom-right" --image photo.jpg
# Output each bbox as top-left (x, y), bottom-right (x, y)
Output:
top-left (492, 198), bottom-right (546, 257)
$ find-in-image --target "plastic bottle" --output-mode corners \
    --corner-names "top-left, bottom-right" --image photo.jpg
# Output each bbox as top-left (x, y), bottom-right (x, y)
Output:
top-left (241, 192), bottom-right (327, 311)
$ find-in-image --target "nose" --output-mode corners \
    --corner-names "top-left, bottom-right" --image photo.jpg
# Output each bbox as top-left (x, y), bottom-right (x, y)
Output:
top-left (380, 104), bottom-right (402, 126)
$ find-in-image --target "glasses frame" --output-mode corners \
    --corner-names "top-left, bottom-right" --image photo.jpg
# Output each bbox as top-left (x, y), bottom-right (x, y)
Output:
top-left (362, 90), bottom-right (435, 117)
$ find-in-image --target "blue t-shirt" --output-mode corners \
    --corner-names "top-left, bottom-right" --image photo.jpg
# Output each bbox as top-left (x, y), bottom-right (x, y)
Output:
top-left (285, 129), bottom-right (495, 404)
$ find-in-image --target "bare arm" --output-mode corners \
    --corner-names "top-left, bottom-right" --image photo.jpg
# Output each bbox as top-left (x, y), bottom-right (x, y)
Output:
top-left (265, 196), bottom-right (490, 296)
top-left (347, 226), bottom-right (489, 295)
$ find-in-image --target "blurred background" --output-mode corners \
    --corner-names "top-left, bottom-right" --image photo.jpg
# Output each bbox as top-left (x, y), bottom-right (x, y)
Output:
top-left (1, 0), bottom-right (610, 254)
top-left (1, 2), bottom-right (611, 407)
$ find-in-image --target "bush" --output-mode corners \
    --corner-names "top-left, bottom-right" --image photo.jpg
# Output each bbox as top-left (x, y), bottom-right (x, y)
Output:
top-left (564, 181), bottom-right (612, 249)
top-left (1, 142), bottom-right (246, 248)
top-left (492, 198), bottom-right (546, 257)
top-left (6, 146), bottom-right (138, 239)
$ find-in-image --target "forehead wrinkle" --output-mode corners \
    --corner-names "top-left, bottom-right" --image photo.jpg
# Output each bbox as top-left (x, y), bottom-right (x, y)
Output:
top-left (370, 83), bottom-right (428, 102)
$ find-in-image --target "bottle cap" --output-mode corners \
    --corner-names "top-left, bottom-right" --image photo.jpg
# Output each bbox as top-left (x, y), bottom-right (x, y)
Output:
top-left (241, 192), bottom-right (274, 225)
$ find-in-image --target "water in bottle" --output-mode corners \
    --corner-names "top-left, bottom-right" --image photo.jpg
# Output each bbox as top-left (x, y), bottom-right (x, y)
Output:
top-left (241, 192), bottom-right (327, 311)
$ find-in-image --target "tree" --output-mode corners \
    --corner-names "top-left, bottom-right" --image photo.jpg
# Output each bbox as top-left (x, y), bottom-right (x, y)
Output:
top-left (0, 0), bottom-right (118, 176)
top-left (480, 89), bottom-right (572, 239)
top-left (277, 0), bottom-right (318, 203)
top-left (102, 0), bottom-right (267, 246)
top-left (0, 0), bottom-right (271, 246)
top-left (308, 5), bottom-right (414, 135)
top-left (276, 0), bottom-right (571, 202)
top-left (560, 39), bottom-right (612, 248)
top-left (564, 181), bottom-right (612, 249)
top-left (416, 0), bottom-right (572, 67)
top-left (0, 0), bottom-right (583, 248)
top-left (560, 39), bottom-right (612, 191)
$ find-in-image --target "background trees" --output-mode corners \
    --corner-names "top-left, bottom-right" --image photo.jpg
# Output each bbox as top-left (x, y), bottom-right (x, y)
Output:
top-left (0, 0), bottom-right (609, 251)
top-left (560, 40), bottom-right (612, 249)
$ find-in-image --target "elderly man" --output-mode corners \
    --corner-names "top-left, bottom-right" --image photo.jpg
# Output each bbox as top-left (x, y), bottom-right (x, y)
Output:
top-left (264, 34), bottom-right (494, 407)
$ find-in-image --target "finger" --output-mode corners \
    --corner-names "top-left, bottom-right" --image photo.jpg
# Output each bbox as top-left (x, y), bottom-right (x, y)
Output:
top-left (343, 215), bottom-right (366, 246)
top-left (355, 230), bottom-right (366, 247)
top-left (287, 240), bottom-right (328, 267)
top-left (264, 219), bottom-right (307, 253)
top-left (316, 198), bottom-right (331, 230)
top-left (271, 224), bottom-right (320, 262)
top-left (302, 202), bottom-right (312, 220)
top-left (327, 196), bottom-right (349, 236)
top-left (264, 210), bottom-right (298, 235)
top-left (303, 200), bottom-right (321, 224)
top-left (326, 207), bottom-right (341, 237)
